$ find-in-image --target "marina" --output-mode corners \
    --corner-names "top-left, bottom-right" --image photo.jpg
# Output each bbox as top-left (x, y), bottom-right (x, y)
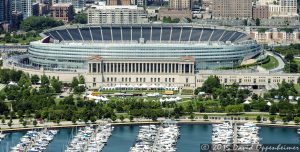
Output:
top-left (0, 123), bottom-right (298, 152)
top-left (65, 124), bottom-right (113, 152)
top-left (212, 121), bottom-right (261, 150)
top-left (130, 121), bottom-right (180, 152)
top-left (10, 128), bottom-right (58, 152)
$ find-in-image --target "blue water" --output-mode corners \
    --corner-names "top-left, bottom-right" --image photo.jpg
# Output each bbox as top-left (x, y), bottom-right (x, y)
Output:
top-left (176, 124), bottom-right (212, 152)
top-left (0, 125), bottom-right (299, 152)
top-left (0, 131), bottom-right (26, 152)
top-left (46, 128), bottom-right (78, 152)
top-left (103, 125), bottom-right (139, 152)
top-left (259, 126), bottom-right (299, 144)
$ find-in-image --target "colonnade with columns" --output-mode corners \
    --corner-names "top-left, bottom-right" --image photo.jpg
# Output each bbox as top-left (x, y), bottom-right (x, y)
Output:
top-left (88, 61), bottom-right (194, 74)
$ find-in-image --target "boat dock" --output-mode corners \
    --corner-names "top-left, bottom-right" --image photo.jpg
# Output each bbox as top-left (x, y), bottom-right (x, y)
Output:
top-left (65, 123), bottom-right (113, 152)
top-left (130, 120), bottom-right (180, 152)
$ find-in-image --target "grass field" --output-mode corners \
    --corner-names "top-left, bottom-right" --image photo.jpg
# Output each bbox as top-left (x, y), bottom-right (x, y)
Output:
top-left (261, 56), bottom-right (279, 70)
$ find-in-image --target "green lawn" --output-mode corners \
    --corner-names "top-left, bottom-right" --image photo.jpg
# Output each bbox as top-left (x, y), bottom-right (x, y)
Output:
top-left (261, 56), bottom-right (279, 70)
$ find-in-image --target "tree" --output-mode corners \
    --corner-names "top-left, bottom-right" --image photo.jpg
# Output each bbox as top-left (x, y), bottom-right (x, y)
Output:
top-left (33, 120), bottom-right (37, 126)
top-left (17, 110), bottom-right (24, 118)
top-left (20, 16), bottom-right (63, 32)
top-left (256, 115), bottom-right (262, 122)
top-left (189, 114), bottom-right (195, 121)
top-left (284, 54), bottom-right (294, 62)
top-left (41, 75), bottom-right (50, 86)
top-left (22, 121), bottom-right (27, 127)
top-left (119, 115), bottom-right (125, 122)
top-left (225, 105), bottom-right (244, 114)
top-left (90, 117), bottom-right (96, 123)
top-left (200, 76), bottom-right (221, 94)
top-left (31, 75), bottom-right (40, 84)
top-left (7, 121), bottom-right (12, 128)
top-left (73, 13), bottom-right (87, 24)
top-left (55, 118), bottom-right (60, 125)
top-left (51, 78), bottom-right (62, 93)
top-left (187, 102), bottom-right (194, 114)
top-left (269, 104), bottom-right (277, 115)
top-left (79, 75), bottom-right (85, 84)
top-left (269, 116), bottom-right (275, 123)
top-left (72, 117), bottom-right (77, 124)
top-left (294, 117), bottom-right (300, 124)
top-left (19, 117), bottom-right (23, 123)
top-left (282, 117), bottom-right (288, 124)
top-left (284, 63), bottom-right (298, 73)
top-left (129, 115), bottom-right (134, 122)
top-left (1, 117), bottom-right (5, 124)
top-left (203, 114), bottom-right (208, 120)
top-left (71, 77), bottom-right (79, 89)
top-left (111, 115), bottom-right (117, 122)
top-left (151, 114), bottom-right (158, 121)
top-left (18, 73), bottom-right (31, 87)
top-left (255, 18), bottom-right (260, 26)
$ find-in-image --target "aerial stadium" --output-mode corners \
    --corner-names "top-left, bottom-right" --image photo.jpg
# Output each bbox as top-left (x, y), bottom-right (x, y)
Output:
top-left (6, 24), bottom-right (262, 89)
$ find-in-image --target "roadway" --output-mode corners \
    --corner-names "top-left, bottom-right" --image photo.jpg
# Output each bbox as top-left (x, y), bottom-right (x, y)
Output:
top-left (266, 51), bottom-right (285, 73)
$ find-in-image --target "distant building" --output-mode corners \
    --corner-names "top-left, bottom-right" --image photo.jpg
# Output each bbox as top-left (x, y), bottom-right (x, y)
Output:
top-left (201, 0), bottom-right (213, 11)
top-left (12, 0), bottom-right (32, 19)
top-left (87, 5), bottom-right (147, 24)
top-left (256, 0), bottom-right (298, 19)
top-left (38, 3), bottom-right (49, 16)
top-left (32, 3), bottom-right (40, 16)
top-left (169, 0), bottom-right (191, 10)
top-left (0, 0), bottom-right (11, 23)
top-left (252, 5), bottom-right (269, 19)
top-left (58, 0), bottom-right (86, 9)
top-left (11, 11), bottom-right (23, 30)
top-left (248, 28), bottom-right (300, 44)
top-left (106, 0), bottom-right (131, 5)
top-left (158, 8), bottom-right (192, 20)
top-left (50, 3), bottom-right (74, 23)
top-left (131, 0), bottom-right (145, 6)
top-left (212, 0), bottom-right (252, 19)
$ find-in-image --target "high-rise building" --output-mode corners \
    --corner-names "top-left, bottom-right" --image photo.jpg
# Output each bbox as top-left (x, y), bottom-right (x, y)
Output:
top-left (32, 3), bottom-right (40, 16)
top-left (169, 0), bottom-right (191, 10)
top-left (212, 0), bottom-right (252, 19)
top-left (256, 0), bottom-right (298, 18)
top-left (11, 11), bottom-right (23, 29)
top-left (252, 4), bottom-right (269, 19)
top-left (87, 5), bottom-right (147, 24)
top-left (106, 0), bottom-right (131, 5)
top-left (58, 0), bottom-right (86, 9)
top-left (0, 0), bottom-right (11, 23)
top-left (12, 0), bottom-right (32, 19)
top-left (50, 3), bottom-right (74, 23)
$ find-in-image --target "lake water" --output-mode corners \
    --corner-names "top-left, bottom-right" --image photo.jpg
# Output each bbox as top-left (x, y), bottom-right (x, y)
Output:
top-left (0, 124), bottom-right (299, 152)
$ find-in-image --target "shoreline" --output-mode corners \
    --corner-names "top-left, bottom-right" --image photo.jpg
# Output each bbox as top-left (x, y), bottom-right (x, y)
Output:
top-left (1, 120), bottom-right (299, 133)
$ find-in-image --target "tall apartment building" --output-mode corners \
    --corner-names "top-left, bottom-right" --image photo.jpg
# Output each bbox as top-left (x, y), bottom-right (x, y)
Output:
top-left (12, 0), bottom-right (32, 19)
top-left (252, 5), bottom-right (269, 19)
top-left (212, 0), bottom-right (252, 19)
top-left (107, 0), bottom-right (131, 5)
top-left (58, 0), bottom-right (86, 9)
top-left (0, 0), bottom-right (11, 23)
top-left (50, 3), bottom-right (74, 23)
top-left (87, 5), bottom-right (147, 24)
top-left (169, 0), bottom-right (191, 10)
top-left (257, 0), bottom-right (298, 18)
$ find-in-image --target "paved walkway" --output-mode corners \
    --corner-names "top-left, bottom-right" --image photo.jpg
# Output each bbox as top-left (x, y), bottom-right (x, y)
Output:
top-left (0, 116), bottom-right (299, 132)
